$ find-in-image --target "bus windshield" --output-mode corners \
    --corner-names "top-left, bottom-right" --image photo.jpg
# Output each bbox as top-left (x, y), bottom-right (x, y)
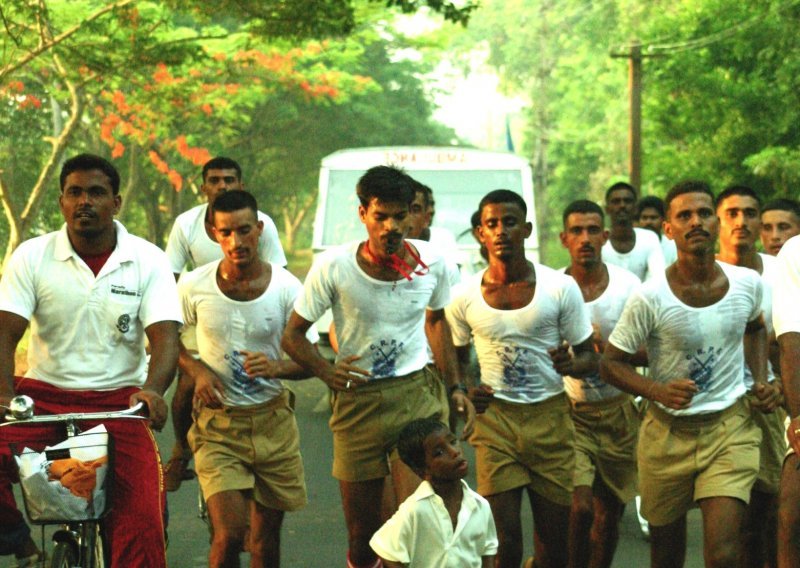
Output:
top-left (320, 168), bottom-right (527, 248)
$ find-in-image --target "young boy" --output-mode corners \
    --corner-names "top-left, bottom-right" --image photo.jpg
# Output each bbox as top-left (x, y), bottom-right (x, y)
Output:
top-left (370, 418), bottom-right (497, 568)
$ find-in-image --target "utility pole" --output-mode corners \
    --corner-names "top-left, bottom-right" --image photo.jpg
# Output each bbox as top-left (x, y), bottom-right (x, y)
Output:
top-left (611, 41), bottom-right (650, 190)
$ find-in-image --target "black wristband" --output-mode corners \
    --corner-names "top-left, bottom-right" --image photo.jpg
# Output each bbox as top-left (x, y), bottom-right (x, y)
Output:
top-left (448, 383), bottom-right (468, 397)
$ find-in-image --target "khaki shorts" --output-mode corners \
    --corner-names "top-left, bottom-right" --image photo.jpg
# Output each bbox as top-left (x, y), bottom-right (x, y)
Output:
top-left (570, 394), bottom-right (639, 503)
top-left (748, 394), bottom-right (787, 494)
top-left (329, 367), bottom-right (449, 482)
top-left (188, 389), bottom-right (307, 511)
top-left (638, 398), bottom-right (761, 526)
top-left (470, 392), bottom-right (575, 506)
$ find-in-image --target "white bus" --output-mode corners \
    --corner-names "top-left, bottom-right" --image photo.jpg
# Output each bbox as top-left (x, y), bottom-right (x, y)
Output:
top-left (312, 146), bottom-right (538, 263)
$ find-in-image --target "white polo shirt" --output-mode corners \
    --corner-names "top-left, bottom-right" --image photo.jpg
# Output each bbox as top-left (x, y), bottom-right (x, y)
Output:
top-left (165, 204), bottom-right (286, 273)
top-left (0, 221), bottom-right (182, 390)
top-left (369, 479), bottom-right (498, 568)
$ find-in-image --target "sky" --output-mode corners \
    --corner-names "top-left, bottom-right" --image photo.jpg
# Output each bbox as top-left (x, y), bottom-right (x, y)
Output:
top-left (395, 10), bottom-right (527, 152)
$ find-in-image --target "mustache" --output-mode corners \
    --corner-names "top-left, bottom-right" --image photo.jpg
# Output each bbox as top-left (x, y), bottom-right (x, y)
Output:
top-left (686, 229), bottom-right (710, 238)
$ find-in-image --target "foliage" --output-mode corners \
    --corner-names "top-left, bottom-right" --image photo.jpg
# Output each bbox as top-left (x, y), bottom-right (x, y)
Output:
top-left (455, 0), bottom-right (800, 262)
top-left (0, 0), bottom-right (459, 263)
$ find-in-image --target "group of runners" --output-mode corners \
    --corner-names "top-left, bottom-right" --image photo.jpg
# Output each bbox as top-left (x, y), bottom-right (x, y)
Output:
top-left (3, 152), bottom-right (800, 568)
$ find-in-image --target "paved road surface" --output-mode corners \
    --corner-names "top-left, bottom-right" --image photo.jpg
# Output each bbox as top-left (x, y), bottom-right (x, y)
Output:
top-left (5, 377), bottom-right (705, 567)
top-left (159, 378), bottom-right (705, 567)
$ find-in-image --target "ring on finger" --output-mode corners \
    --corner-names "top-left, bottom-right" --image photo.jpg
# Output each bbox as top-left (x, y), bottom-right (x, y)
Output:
top-left (346, 379), bottom-right (352, 390)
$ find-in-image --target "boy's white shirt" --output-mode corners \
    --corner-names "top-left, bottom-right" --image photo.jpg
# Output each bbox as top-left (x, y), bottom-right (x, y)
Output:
top-left (369, 479), bottom-right (498, 567)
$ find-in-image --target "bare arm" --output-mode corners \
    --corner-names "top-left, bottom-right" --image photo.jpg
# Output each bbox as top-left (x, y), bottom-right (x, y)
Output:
top-left (239, 350), bottom-right (315, 381)
top-left (130, 320), bottom-right (179, 430)
top-left (745, 315), bottom-right (780, 412)
top-left (178, 341), bottom-right (226, 408)
top-left (380, 560), bottom-right (406, 568)
top-left (780, 332), bottom-right (800, 453)
top-left (280, 310), bottom-right (370, 391)
top-left (457, 343), bottom-right (494, 414)
top-left (482, 556), bottom-right (495, 568)
top-left (0, 311), bottom-right (28, 408)
top-left (548, 337), bottom-right (598, 377)
top-left (426, 308), bottom-right (476, 438)
top-left (601, 343), bottom-right (697, 410)
top-left (745, 315), bottom-right (768, 385)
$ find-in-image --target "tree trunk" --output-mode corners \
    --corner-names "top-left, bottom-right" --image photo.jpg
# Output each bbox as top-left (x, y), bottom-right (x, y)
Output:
top-left (531, 0), bottom-right (553, 264)
top-left (281, 193), bottom-right (315, 254)
top-left (1, 75), bottom-right (85, 270)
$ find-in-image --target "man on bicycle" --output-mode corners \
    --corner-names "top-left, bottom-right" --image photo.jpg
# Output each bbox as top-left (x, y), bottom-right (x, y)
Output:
top-left (0, 154), bottom-right (181, 567)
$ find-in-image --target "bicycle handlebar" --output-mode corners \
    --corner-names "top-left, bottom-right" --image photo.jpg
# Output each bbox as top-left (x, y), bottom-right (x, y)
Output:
top-left (0, 401), bottom-right (148, 427)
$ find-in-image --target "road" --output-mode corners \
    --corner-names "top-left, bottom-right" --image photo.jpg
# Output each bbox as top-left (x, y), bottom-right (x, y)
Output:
top-left (5, 377), bottom-right (705, 567)
top-left (158, 378), bottom-right (705, 568)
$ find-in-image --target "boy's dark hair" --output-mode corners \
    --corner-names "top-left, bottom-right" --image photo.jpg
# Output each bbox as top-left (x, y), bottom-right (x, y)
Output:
top-left (211, 189), bottom-right (258, 216)
top-left (665, 180), bottom-right (715, 213)
top-left (356, 166), bottom-right (415, 207)
top-left (637, 195), bottom-right (666, 219)
top-left (562, 199), bottom-right (604, 226)
top-left (60, 154), bottom-right (120, 195)
top-left (715, 184), bottom-right (761, 208)
top-left (478, 189), bottom-right (527, 218)
top-left (604, 181), bottom-right (637, 202)
top-left (397, 417), bottom-right (449, 476)
top-left (762, 198), bottom-right (800, 219)
top-left (202, 156), bottom-right (242, 182)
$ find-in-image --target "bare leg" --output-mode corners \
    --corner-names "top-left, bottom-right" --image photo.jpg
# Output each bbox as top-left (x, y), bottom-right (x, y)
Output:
top-left (164, 371), bottom-right (196, 491)
top-left (587, 479), bottom-right (625, 568)
top-left (742, 488), bottom-right (778, 568)
top-left (528, 489), bottom-right (571, 568)
top-left (249, 501), bottom-right (284, 568)
top-left (486, 488), bottom-right (524, 568)
top-left (171, 371), bottom-right (195, 457)
top-left (699, 496), bottom-right (747, 568)
top-left (569, 485), bottom-right (594, 568)
top-left (778, 454), bottom-right (800, 568)
top-left (340, 478), bottom-right (385, 566)
top-left (650, 516), bottom-right (686, 568)
top-left (207, 490), bottom-right (248, 568)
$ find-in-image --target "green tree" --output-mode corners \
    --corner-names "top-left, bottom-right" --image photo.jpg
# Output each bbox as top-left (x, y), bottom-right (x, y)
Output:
top-left (0, 0), bottom-right (472, 267)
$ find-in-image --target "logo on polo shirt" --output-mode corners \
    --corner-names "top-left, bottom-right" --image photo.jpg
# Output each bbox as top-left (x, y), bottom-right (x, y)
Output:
top-left (110, 284), bottom-right (141, 297)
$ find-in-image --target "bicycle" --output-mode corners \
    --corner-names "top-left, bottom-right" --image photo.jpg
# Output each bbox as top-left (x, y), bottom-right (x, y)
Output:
top-left (1, 395), bottom-right (147, 568)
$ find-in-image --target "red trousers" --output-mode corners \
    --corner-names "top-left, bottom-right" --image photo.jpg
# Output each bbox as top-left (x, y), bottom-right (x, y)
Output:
top-left (0, 378), bottom-right (166, 567)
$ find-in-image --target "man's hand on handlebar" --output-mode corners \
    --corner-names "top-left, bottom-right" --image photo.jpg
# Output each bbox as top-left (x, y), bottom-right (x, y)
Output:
top-left (129, 389), bottom-right (167, 430)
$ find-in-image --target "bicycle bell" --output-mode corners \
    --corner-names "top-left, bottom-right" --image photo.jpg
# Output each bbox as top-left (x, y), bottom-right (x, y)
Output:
top-left (7, 395), bottom-right (34, 420)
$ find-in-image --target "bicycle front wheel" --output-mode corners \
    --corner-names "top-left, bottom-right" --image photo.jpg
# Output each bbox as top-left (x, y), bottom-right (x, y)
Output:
top-left (51, 541), bottom-right (78, 568)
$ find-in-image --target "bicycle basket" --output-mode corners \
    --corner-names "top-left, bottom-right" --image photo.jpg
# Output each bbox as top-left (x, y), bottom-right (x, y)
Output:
top-left (12, 425), bottom-right (114, 524)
